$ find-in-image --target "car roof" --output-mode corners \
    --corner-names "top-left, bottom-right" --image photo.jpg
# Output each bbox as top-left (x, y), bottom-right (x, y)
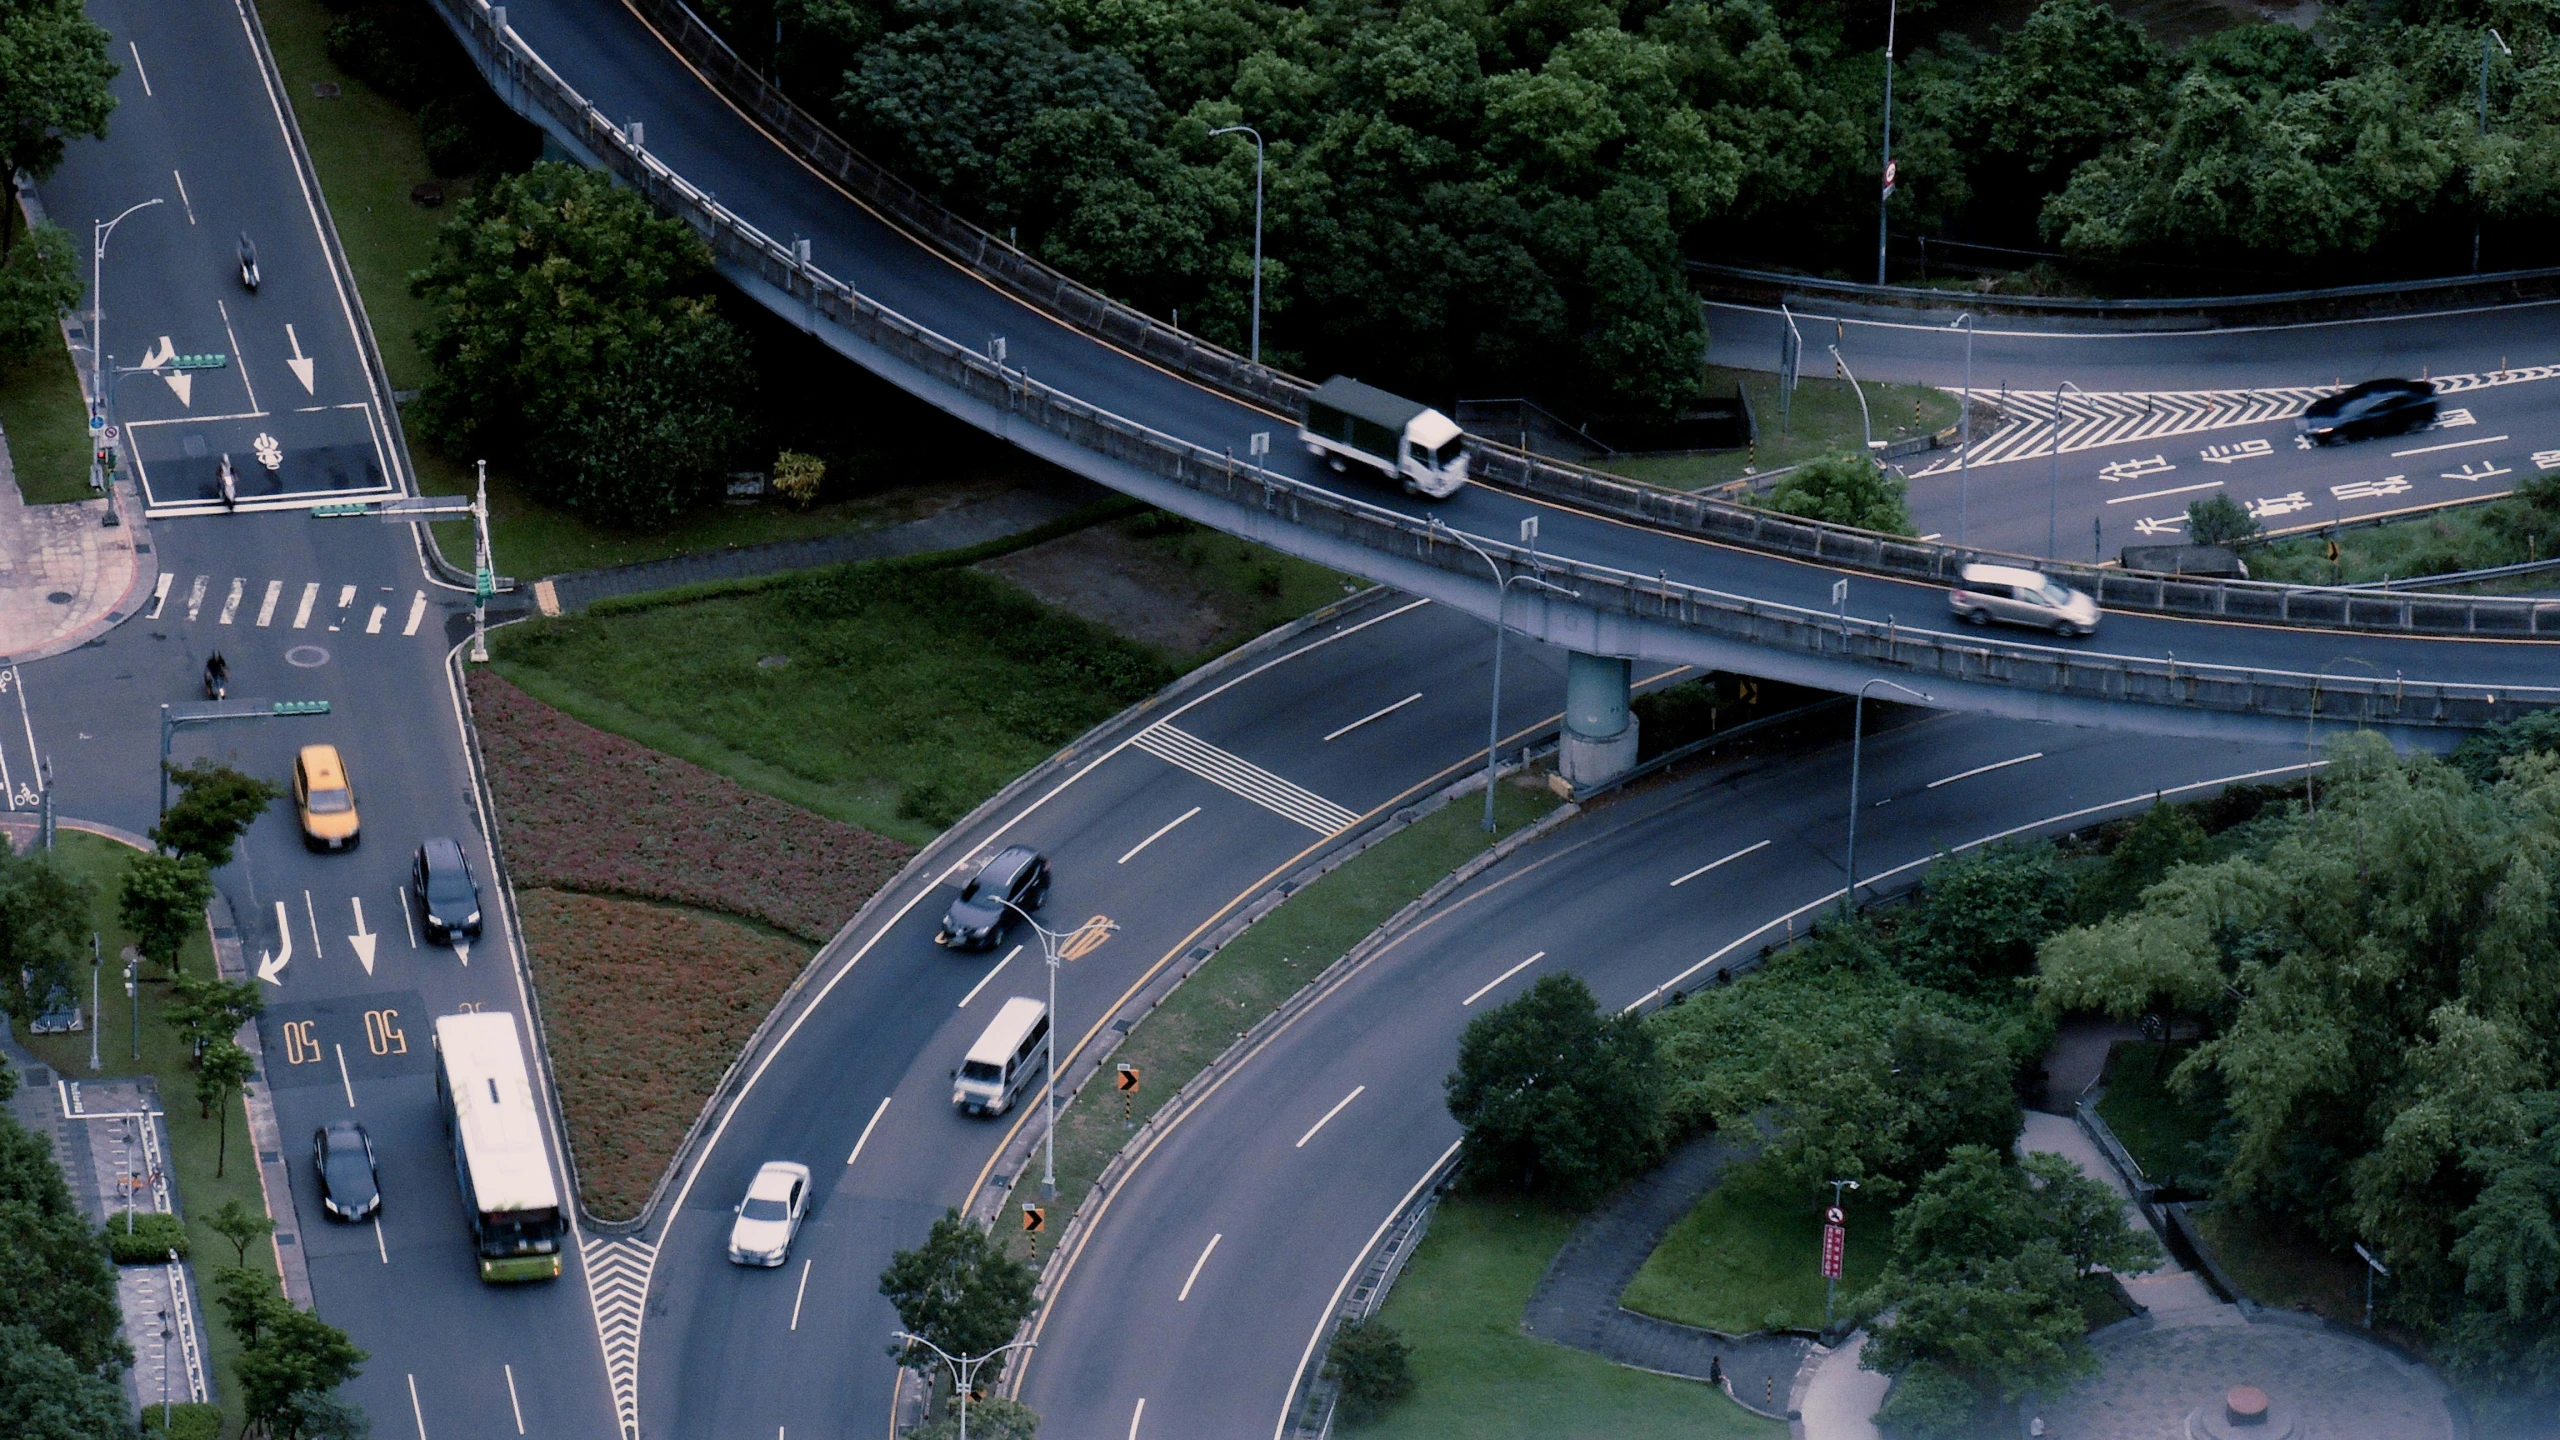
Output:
top-left (978, 846), bottom-right (1040, 883)
top-left (748, 1161), bottom-right (809, 1196)
top-left (420, 837), bottom-right (467, 868)
top-left (1956, 563), bottom-right (2051, 589)
top-left (323, 1120), bottom-right (366, 1141)
top-left (299, 744), bottom-right (347, 782)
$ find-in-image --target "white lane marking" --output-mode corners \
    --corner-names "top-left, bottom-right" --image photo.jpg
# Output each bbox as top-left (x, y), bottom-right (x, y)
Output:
top-left (284, 324), bottom-right (317, 394)
top-left (2393, 433), bottom-right (2508, 458)
top-left (337, 583), bottom-right (357, 608)
top-left (217, 578), bottom-right (244, 624)
top-left (304, 890), bottom-right (324, 959)
top-left (503, 1364), bottom-right (525, 1433)
top-left (1670, 839), bottom-right (1769, 887)
top-left (1926, 752), bottom-right (2046, 790)
top-left (957, 946), bottom-right (1022, 1009)
top-left (1117, 806), bottom-right (1201, 865)
top-left (373, 1216), bottom-right (388, 1263)
top-left (171, 170), bottom-right (194, 224)
top-left (1176, 1233), bottom-right (1221, 1302)
top-left (407, 1373), bottom-right (427, 1440)
top-left (292, 582), bottom-right (318, 629)
top-left (129, 41), bottom-right (152, 95)
top-left (148, 573), bottom-right (173, 619)
top-left (846, 1096), bottom-right (892, 1166)
top-left (402, 590), bottom-right (428, 636)
top-left (185, 575), bottom-right (207, 622)
top-left (398, 890), bottom-right (417, 949)
top-left (1294, 1086), bottom-right (1365, 1149)
top-left (2105, 480), bottom-right (2223, 505)
top-left (1129, 1399), bottom-right (1145, 1440)
top-left (255, 580), bottom-right (282, 626)
top-left (334, 1043), bottom-right (355, 1107)
top-left (1131, 722), bottom-right (1360, 833)
top-left (216, 301), bottom-right (256, 413)
top-left (789, 1258), bottom-right (813, 1330)
top-left (1275, 1141), bottom-right (1459, 1440)
top-left (1322, 691), bottom-right (1424, 742)
top-left (1462, 950), bottom-right (1546, 1007)
top-left (366, 604), bottom-right (387, 634)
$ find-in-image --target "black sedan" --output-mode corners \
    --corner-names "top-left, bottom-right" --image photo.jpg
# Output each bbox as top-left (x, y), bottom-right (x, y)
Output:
top-left (410, 837), bottom-right (483, 944)
top-left (2299, 378), bottom-right (2437, 444)
top-left (313, 1121), bottom-right (380, 1221)
top-left (937, 846), bottom-right (1050, 951)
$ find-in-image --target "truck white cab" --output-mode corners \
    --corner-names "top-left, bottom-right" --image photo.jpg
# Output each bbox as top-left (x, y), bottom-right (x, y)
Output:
top-left (1299, 376), bottom-right (1469, 499)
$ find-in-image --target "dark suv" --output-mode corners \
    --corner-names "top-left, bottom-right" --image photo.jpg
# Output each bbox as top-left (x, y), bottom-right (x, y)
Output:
top-left (2299, 378), bottom-right (2437, 444)
top-left (410, 837), bottom-right (483, 944)
top-left (937, 846), bottom-right (1050, 951)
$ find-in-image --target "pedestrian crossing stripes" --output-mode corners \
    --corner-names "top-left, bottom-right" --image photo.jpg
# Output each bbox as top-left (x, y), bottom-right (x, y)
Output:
top-left (1908, 365), bottom-right (2560, 476)
top-left (1131, 722), bottom-right (1362, 834)
top-left (148, 574), bottom-right (434, 637)
top-left (580, 1235), bottom-right (656, 1440)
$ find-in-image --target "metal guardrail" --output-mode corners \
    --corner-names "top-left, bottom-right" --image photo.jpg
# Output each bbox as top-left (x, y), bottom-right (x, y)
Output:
top-left (1691, 259), bottom-right (2560, 323)
top-left (435, 0), bottom-right (2560, 732)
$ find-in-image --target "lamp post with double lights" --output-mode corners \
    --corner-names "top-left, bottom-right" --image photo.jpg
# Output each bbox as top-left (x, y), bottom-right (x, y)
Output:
top-left (891, 1332), bottom-right (1034, 1440)
top-left (996, 903), bottom-right (1117, 1199)
top-left (1844, 677), bottom-right (1934, 913)
top-left (1950, 313), bottom-right (1974, 545)
top-left (1434, 517), bottom-right (1580, 830)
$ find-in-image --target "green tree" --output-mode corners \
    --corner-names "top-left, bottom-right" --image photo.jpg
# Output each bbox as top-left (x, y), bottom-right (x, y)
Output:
top-left (1894, 841), bottom-right (2076, 993)
top-left (210, 1266), bottom-right (287, 1350)
top-left (878, 1209), bottom-right (1038, 1386)
top-left (1762, 456), bottom-right (1914, 535)
top-left (154, 760), bottom-right (284, 867)
top-left (0, 1119), bottom-right (126, 1379)
top-left (1322, 1317), bottom-right (1413, 1424)
top-left (0, 0), bottom-right (116, 259)
top-left (1444, 972), bottom-right (1663, 1208)
top-left (206, 1199), bottom-right (277, 1268)
top-left (2184, 492), bottom-right (2259, 548)
top-left (195, 1040), bottom-right (257, 1177)
top-left (120, 853), bottom-right (213, 981)
top-left (164, 971), bottom-right (265, 1058)
top-left (0, 219), bottom-right (82, 361)
top-left (0, 1321), bottom-right (136, 1440)
top-left (1967, 0), bottom-right (2162, 181)
top-left (411, 162), bottom-right (756, 524)
top-left (0, 845), bottom-right (90, 1031)
top-left (2075, 801), bottom-right (2210, 922)
top-left (235, 1308), bottom-right (366, 1439)
top-left (1871, 1358), bottom-right (1977, 1440)
top-left (905, 1395), bottom-right (1036, 1440)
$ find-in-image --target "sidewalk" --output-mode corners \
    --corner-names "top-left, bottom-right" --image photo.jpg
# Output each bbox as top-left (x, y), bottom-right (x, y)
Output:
top-left (0, 428), bottom-right (152, 662)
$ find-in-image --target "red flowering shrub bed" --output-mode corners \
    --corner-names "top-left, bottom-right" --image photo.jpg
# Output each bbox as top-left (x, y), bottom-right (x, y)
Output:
top-left (518, 888), bottom-right (810, 1218)
top-left (470, 671), bottom-right (911, 942)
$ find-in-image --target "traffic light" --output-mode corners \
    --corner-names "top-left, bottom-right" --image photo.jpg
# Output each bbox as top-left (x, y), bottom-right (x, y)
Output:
top-left (271, 700), bottom-right (332, 716)
top-left (168, 353), bottom-right (229, 370)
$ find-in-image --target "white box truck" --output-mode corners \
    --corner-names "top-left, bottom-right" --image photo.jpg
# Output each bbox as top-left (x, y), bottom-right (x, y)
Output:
top-left (1298, 376), bottom-right (1469, 499)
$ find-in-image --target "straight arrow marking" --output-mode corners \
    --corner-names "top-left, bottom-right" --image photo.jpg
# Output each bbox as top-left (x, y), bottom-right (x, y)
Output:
top-left (349, 897), bottom-right (377, 975)
top-left (257, 900), bottom-right (293, 985)
top-left (284, 324), bottom-right (316, 394)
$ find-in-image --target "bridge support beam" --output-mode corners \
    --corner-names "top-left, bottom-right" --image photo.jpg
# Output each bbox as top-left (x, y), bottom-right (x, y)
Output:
top-left (1560, 651), bottom-right (1640, 791)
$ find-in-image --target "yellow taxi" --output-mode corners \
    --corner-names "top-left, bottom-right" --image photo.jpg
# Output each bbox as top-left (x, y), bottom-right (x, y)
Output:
top-left (294, 745), bottom-right (361, 850)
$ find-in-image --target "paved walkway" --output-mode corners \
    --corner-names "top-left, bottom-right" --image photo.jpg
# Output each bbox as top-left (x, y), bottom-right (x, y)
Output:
top-left (2039, 1309), bottom-right (2460, 1440)
top-left (1520, 1135), bottom-right (1811, 1418)
top-left (1795, 1332), bottom-right (1890, 1440)
top-left (0, 429), bottom-right (151, 662)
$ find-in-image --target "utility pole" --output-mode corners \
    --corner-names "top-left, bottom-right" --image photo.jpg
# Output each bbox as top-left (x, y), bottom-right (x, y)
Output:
top-left (1950, 313), bottom-right (1973, 545)
top-left (1876, 0), bottom-right (1899, 286)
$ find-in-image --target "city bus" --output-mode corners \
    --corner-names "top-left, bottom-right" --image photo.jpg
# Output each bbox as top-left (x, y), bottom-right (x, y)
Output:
top-left (433, 1011), bottom-right (565, 1282)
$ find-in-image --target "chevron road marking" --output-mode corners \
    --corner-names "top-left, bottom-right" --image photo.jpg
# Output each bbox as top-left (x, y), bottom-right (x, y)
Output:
top-left (1130, 723), bottom-right (1360, 834)
top-left (580, 1235), bottom-right (657, 1440)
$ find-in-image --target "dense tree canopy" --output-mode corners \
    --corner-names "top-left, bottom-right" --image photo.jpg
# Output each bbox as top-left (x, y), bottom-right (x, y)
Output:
top-left (1445, 972), bottom-right (1664, 1206)
top-left (0, 845), bottom-right (90, 1031)
top-left (0, 0), bottom-right (116, 258)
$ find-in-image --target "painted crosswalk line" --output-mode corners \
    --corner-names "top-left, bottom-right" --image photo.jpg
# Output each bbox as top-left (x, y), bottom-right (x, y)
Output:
top-left (1131, 722), bottom-right (1361, 834)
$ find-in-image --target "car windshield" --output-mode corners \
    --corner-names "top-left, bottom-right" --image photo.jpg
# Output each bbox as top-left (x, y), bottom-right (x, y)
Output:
top-left (2036, 580), bottom-right (2077, 607)
top-left (961, 1060), bottom-right (1003, 1082)
top-left (477, 1208), bottom-right (562, 1257)
top-left (741, 1197), bottom-right (789, 1222)
top-left (307, 787), bottom-right (353, 814)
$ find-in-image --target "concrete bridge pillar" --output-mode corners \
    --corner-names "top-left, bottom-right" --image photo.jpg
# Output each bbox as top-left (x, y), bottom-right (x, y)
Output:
top-left (1560, 651), bottom-right (1639, 791)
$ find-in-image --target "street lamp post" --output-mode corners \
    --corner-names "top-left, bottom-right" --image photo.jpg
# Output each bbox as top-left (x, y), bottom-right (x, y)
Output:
top-left (1876, 0), bottom-right (1899, 286)
top-left (1950, 313), bottom-right (1974, 546)
top-left (1434, 518), bottom-right (1580, 830)
top-left (1208, 125), bottom-right (1264, 364)
top-left (996, 904), bottom-right (1117, 1199)
top-left (2048, 379), bottom-right (2086, 558)
top-left (2354, 1242), bottom-right (2389, 1329)
top-left (157, 1309), bottom-right (172, 1431)
top-left (2476, 29), bottom-right (2511, 272)
top-left (1844, 677), bottom-right (1933, 912)
top-left (89, 199), bottom-right (165, 491)
top-left (1830, 345), bottom-right (1875, 454)
top-left (891, 1332), bottom-right (1034, 1440)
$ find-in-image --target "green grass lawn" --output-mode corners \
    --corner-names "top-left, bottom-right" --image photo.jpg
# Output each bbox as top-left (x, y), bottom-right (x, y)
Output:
top-left (2189, 1207), bottom-right (2372, 1328)
top-left (1600, 365), bottom-right (1960, 493)
top-left (1346, 1198), bottom-right (1785, 1439)
top-left (1004, 779), bottom-right (1561, 1264)
top-left (0, 342), bottom-right (96, 505)
top-left (1618, 1155), bottom-right (1892, 1334)
top-left (2244, 489), bottom-right (2560, 589)
top-left (15, 832), bottom-right (282, 1440)
top-left (2095, 1042), bottom-right (2221, 1191)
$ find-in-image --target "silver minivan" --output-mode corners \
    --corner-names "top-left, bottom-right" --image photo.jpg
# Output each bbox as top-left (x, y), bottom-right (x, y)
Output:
top-left (952, 996), bottom-right (1050, 1117)
top-left (1949, 563), bottom-right (2101, 638)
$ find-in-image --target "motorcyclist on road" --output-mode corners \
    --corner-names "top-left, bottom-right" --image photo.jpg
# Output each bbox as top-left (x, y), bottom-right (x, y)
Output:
top-left (237, 233), bottom-right (260, 292)
top-left (204, 652), bottom-right (229, 701)
top-left (218, 454), bottom-right (239, 509)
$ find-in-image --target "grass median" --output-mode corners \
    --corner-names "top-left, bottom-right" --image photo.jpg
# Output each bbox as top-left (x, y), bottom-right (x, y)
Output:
top-left (15, 832), bottom-right (281, 1440)
top-left (2244, 486), bottom-right (2560, 588)
top-left (1002, 777), bottom-right (1562, 1267)
top-left (1600, 365), bottom-right (1960, 492)
top-left (0, 343), bottom-right (94, 505)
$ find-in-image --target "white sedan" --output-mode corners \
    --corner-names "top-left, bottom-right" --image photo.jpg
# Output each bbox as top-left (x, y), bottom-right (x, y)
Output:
top-left (726, 1161), bottom-right (812, 1267)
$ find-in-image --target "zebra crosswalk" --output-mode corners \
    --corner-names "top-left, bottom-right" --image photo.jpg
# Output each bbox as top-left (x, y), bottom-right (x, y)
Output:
top-left (580, 1235), bottom-right (656, 1440)
top-left (1131, 722), bottom-right (1362, 834)
top-left (1908, 365), bottom-right (2560, 476)
top-left (149, 573), bottom-right (435, 638)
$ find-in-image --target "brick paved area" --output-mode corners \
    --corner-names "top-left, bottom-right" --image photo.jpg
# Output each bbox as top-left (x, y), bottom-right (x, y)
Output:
top-left (0, 431), bottom-right (148, 661)
top-left (2038, 1310), bottom-right (2458, 1440)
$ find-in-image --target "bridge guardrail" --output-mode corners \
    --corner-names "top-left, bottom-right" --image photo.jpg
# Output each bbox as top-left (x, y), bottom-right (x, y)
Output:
top-left (1690, 259), bottom-right (2560, 324)
top-left (578, 0), bottom-right (2560, 647)
top-left (438, 0), bottom-right (2560, 731)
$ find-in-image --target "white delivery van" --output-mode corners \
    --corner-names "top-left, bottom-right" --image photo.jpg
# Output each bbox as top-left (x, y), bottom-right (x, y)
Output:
top-left (952, 996), bottom-right (1050, 1117)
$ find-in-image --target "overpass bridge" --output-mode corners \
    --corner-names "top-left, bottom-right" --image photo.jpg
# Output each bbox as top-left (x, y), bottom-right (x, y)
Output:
top-left (436, 0), bottom-right (2560, 768)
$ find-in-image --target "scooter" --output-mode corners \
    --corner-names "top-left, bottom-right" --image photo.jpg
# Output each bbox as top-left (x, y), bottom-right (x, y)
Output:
top-left (218, 454), bottom-right (238, 510)
top-left (237, 233), bottom-right (260, 293)
top-left (203, 652), bottom-right (229, 701)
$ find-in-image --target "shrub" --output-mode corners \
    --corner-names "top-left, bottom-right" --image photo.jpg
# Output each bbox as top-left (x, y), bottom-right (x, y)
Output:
top-left (1764, 455), bottom-right (1915, 536)
top-left (105, 1211), bottom-right (190, 1265)
top-left (771, 450), bottom-right (825, 509)
top-left (1876, 1360), bottom-right (1978, 1440)
top-left (1324, 1317), bottom-right (1414, 1424)
top-left (907, 1395), bottom-right (1037, 1440)
top-left (139, 1400), bottom-right (224, 1440)
top-left (2185, 493), bottom-right (2258, 548)
top-left (1445, 973), bottom-right (1663, 1208)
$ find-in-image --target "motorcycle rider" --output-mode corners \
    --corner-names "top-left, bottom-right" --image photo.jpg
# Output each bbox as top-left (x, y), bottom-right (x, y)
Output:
top-left (218, 454), bottom-right (238, 509)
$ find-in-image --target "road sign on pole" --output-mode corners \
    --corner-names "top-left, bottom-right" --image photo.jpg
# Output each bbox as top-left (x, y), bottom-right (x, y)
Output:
top-left (1821, 1218), bottom-right (1845, 1279)
top-left (1021, 1203), bottom-right (1044, 1235)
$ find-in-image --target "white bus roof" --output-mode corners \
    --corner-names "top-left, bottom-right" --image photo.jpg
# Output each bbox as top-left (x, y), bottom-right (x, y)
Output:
top-left (965, 996), bottom-right (1047, 1068)
top-left (435, 1012), bottom-right (561, 1216)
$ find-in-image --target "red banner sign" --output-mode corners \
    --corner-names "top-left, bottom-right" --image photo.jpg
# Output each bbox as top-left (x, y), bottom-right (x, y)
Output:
top-left (1821, 1222), bottom-right (1846, 1279)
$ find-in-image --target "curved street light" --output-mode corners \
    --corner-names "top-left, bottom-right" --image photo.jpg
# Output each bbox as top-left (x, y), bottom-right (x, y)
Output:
top-left (1830, 345), bottom-right (1875, 455)
top-left (1844, 676), bottom-right (1935, 911)
top-left (996, 902), bottom-right (1117, 1199)
top-left (1207, 125), bottom-right (1264, 364)
top-left (890, 1331), bottom-right (1035, 1440)
top-left (2048, 379), bottom-right (2087, 559)
top-left (90, 198), bottom-right (164, 490)
top-left (1434, 517), bottom-right (1580, 830)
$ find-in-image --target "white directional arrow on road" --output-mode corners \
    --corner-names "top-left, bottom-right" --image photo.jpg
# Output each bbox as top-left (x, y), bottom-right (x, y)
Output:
top-left (284, 324), bottom-right (316, 394)
top-left (349, 897), bottom-right (377, 975)
top-left (143, 336), bottom-right (193, 406)
top-left (257, 900), bottom-right (294, 985)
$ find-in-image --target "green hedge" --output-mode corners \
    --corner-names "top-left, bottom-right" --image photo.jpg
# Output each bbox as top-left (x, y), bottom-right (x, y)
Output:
top-left (140, 1402), bottom-right (223, 1440)
top-left (106, 1210), bottom-right (191, 1265)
